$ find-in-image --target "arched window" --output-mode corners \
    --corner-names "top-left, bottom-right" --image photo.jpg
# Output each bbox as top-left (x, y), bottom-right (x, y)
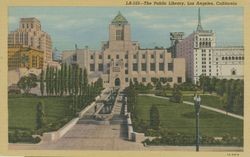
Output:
top-left (231, 69), bottom-right (236, 75)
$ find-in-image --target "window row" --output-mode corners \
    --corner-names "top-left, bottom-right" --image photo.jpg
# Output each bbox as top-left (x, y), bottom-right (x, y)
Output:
top-left (126, 77), bottom-right (182, 83)
top-left (133, 63), bottom-right (173, 71)
top-left (222, 56), bottom-right (244, 61)
top-left (90, 53), bottom-right (165, 60)
top-left (89, 63), bottom-right (173, 72)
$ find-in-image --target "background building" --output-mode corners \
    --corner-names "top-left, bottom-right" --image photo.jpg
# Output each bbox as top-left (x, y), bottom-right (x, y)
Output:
top-left (176, 8), bottom-right (244, 83)
top-left (8, 44), bottom-right (44, 70)
top-left (52, 47), bottom-right (62, 62)
top-left (62, 12), bottom-right (186, 88)
top-left (8, 17), bottom-right (52, 67)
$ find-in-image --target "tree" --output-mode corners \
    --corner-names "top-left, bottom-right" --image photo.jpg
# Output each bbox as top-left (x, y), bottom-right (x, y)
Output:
top-left (170, 84), bottom-right (183, 103)
top-left (50, 67), bottom-right (55, 95)
top-left (45, 65), bottom-right (49, 95)
top-left (199, 74), bottom-right (210, 93)
top-left (40, 69), bottom-right (44, 96)
top-left (17, 73), bottom-right (37, 94)
top-left (155, 81), bottom-right (162, 90)
top-left (63, 63), bottom-right (68, 94)
top-left (150, 105), bottom-right (160, 130)
top-left (146, 83), bottom-right (153, 90)
top-left (215, 79), bottom-right (225, 96)
top-left (68, 65), bottom-right (72, 95)
top-left (79, 68), bottom-right (83, 96)
top-left (36, 101), bottom-right (46, 129)
top-left (82, 68), bottom-right (88, 96)
top-left (126, 80), bottom-right (137, 115)
top-left (54, 68), bottom-right (58, 96)
top-left (60, 64), bottom-right (64, 96)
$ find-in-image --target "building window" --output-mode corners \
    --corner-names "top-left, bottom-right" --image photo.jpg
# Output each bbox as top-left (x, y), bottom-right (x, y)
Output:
top-left (125, 54), bottom-right (128, 59)
top-left (108, 55), bottom-right (111, 59)
top-left (160, 54), bottom-right (163, 58)
top-left (98, 64), bottom-right (103, 71)
top-left (99, 55), bottom-right (102, 59)
top-left (133, 77), bottom-right (137, 82)
top-left (125, 78), bottom-right (129, 82)
top-left (150, 63), bottom-right (155, 71)
top-left (168, 63), bottom-right (173, 71)
top-left (142, 77), bottom-right (146, 82)
top-left (133, 63), bottom-right (138, 71)
top-left (90, 64), bottom-right (95, 71)
top-left (90, 55), bottom-right (94, 59)
top-left (116, 30), bottom-right (123, 40)
top-left (142, 54), bottom-right (146, 59)
top-left (73, 55), bottom-right (77, 61)
top-left (141, 63), bottom-right (146, 71)
top-left (125, 63), bottom-right (128, 67)
top-left (116, 55), bottom-right (119, 59)
top-left (177, 77), bottom-right (182, 83)
top-left (232, 69), bottom-right (236, 75)
top-left (107, 63), bottom-right (110, 67)
top-left (133, 54), bottom-right (137, 59)
top-left (159, 63), bottom-right (164, 71)
top-left (125, 69), bottom-right (128, 74)
top-left (151, 54), bottom-right (154, 59)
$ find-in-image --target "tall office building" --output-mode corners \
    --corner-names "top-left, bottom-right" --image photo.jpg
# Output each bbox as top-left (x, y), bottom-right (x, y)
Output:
top-left (176, 8), bottom-right (244, 83)
top-left (8, 17), bottom-right (52, 68)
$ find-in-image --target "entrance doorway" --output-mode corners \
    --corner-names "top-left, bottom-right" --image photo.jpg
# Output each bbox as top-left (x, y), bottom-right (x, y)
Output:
top-left (115, 78), bottom-right (120, 86)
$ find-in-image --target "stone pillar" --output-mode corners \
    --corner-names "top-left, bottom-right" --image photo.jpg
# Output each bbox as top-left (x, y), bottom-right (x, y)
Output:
top-left (155, 51), bottom-right (159, 73)
top-left (128, 52), bottom-right (133, 77)
top-left (94, 52), bottom-right (98, 72)
top-left (138, 51), bottom-right (141, 73)
top-left (164, 51), bottom-right (168, 73)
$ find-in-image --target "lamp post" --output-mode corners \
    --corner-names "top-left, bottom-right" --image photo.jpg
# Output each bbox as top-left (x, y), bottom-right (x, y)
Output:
top-left (194, 94), bottom-right (201, 152)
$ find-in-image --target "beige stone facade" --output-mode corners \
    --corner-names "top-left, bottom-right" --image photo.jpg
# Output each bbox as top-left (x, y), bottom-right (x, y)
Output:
top-left (8, 17), bottom-right (52, 68)
top-left (62, 12), bottom-right (186, 88)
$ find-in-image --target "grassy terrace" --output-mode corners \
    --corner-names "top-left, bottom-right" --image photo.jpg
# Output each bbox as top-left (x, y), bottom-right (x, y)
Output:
top-left (135, 96), bottom-right (243, 137)
top-left (183, 95), bottom-right (225, 111)
top-left (8, 96), bottom-right (73, 132)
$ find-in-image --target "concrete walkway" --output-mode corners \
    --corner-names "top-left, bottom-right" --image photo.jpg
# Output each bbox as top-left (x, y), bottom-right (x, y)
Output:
top-left (139, 94), bottom-right (243, 120)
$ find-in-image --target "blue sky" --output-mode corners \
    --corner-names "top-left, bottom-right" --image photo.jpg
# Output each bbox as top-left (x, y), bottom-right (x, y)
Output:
top-left (9, 7), bottom-right (243, 51)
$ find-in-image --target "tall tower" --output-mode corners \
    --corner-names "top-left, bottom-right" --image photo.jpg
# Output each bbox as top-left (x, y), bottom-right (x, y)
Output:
top-left (8, 17), bottom-right (52, 68)
top-left (196, 8), bottom-right (203, 32)
top-left (108, 11), bottom-right (132, 51)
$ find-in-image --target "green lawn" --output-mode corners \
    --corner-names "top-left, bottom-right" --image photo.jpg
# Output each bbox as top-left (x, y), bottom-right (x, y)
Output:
top-left (135, 96), bottom-right (243, 137)
top-left (8, 96), bottom-right (72, 132)
top-left (183, 95), bottom-right (230, 113)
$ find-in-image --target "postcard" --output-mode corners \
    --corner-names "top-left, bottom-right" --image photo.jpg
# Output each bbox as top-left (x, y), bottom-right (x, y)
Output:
top-left (0, 0), bottom-right (249, 157)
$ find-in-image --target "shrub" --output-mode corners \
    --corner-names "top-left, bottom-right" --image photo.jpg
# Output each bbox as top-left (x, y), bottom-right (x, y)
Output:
top-left (170, 85), bottom-right (183, 103)
top-left (149, 105), bottom-right (160, 130)
top-left (8, 129), bottom-right (41, 143)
